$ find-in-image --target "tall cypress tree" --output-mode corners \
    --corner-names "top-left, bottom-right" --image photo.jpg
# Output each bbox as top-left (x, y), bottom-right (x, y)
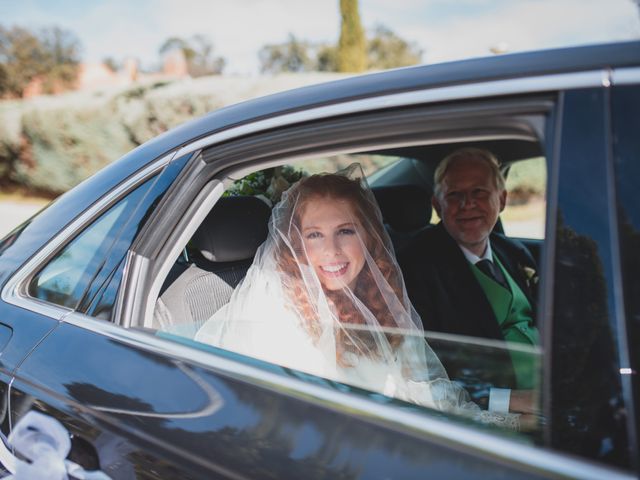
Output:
top-left (337, 0), bottom-right (366, 72)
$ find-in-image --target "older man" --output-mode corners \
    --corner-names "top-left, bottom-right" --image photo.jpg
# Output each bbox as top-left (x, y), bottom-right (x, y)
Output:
top-left (400, 147), bottom-right (539, 413)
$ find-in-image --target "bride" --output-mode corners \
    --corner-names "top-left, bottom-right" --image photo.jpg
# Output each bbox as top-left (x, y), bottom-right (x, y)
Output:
top-left (196, 164), bottom-right (517, 428)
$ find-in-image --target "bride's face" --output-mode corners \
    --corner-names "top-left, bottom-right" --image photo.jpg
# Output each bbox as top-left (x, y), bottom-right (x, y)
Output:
top-left (299, 195), bottom-right (367, 291)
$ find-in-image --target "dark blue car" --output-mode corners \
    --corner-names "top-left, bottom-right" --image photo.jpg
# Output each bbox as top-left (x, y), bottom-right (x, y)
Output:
top-left (0, 40), bottom-right (639, 479)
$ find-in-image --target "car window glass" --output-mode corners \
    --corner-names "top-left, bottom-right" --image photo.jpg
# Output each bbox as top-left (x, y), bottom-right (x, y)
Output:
top-left (551, 88), bottom-right (630, 468)
top-left (502, 157), bottom-right (546, 239)
top-left (29, 178), bottom-right (155, 310)
top-left (80, 153), bottom-right (192, 319)
top-left (153, 146), bottom-right (544, 442)
top-left (611, 84), bottom-right (640, 453)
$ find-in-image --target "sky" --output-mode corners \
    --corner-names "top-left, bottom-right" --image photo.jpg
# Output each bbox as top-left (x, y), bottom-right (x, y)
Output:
top-left (2, 0), bottom-right (639, 75)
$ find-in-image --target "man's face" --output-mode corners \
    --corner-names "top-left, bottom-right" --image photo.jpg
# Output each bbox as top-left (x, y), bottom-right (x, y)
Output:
top-left (432, 157), bottom-right (506, 256)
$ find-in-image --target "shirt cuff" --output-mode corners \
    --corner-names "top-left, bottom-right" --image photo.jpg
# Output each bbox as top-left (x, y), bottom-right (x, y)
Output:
top-left (488, 388), bottom-right (511, 413)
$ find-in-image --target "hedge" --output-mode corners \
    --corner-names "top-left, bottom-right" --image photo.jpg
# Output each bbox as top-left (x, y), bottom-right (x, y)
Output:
top-left (0, 73), bottom-right (345, 195)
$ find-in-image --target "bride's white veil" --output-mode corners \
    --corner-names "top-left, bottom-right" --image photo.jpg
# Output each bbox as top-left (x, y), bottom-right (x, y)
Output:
top-left (196, 164), bottom-right (513, 423)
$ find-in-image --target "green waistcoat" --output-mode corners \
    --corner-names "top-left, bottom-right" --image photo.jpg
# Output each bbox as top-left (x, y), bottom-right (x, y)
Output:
top-left (469, 257), bottom-right (539, 389)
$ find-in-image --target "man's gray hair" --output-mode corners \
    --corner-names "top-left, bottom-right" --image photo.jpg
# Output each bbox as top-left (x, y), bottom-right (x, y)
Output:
top-left (433, 147), bottom-right (506, 198)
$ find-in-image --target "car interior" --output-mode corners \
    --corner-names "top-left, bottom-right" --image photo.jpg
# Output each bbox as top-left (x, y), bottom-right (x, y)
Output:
top-left (152, 137), bottom-right (546, 341)
top-left (153, 195), bottom-right (271, 337)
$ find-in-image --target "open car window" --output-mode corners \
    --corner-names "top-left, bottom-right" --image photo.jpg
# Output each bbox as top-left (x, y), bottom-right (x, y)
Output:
top-left (150, 142), bottom-right (546, 443)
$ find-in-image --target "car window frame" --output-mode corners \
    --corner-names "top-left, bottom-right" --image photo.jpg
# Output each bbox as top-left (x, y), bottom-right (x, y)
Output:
top-left (127, 97), bottom-right (552, 329)
top-left (122, 94), bottom-right (555, 444)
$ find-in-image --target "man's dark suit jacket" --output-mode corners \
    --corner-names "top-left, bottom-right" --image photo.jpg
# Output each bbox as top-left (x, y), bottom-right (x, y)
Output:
top-left (399, 223), bottom-right (537, 388)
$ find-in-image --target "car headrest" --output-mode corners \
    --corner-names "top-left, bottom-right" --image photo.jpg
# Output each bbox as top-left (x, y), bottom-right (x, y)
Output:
top-left (373, 185), bottom-right (432, 232)
top-left (191, 196), bottom-right (271, 263)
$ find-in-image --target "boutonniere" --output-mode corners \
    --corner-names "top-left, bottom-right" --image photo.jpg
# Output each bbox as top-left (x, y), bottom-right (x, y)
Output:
top-left (522, 266), bottom-right (538, 288)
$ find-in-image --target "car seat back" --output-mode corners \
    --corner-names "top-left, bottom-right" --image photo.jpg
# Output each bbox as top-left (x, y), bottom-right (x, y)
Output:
top-left (372, 185), bottom-right (433, 253)
top-left (153, 196), bottom-right (271, 337)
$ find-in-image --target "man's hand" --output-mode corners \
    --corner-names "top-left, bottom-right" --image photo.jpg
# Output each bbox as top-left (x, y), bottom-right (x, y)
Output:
top-left (509, 389), bottom-right (537, 414)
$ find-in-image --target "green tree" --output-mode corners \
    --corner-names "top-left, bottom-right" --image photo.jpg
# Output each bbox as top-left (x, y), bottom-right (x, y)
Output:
top-left (0, 26), bottom-right (48, 97)
top-left (189, 34), bottom-right (225, 76)
top-left (367, 25), bottom-right (422, 70)
top-left (315, 25), bottom-right (420, 73)
top-left (258, 34), bottom-right (313, 73)
top-left (39, 26), bottom-right (81, 92)
top-left (159, 36), bottom-right (194, 62)
top-left (316, 43), bottom-right (338, 72)
top-left (0, 25), bottom-right (80, 97)
top-left (159, 34), bottom-right (225, 76)
top-left (336, 0), bottom-right (366, 72)
top-left (102, 56), bottom-right (119, 72)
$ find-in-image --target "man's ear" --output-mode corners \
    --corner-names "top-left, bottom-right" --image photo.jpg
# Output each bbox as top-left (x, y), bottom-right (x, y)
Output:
top-left (499, 189), bottom-right (507, 212)
top-left (431, 195), bottom-right (442, 216)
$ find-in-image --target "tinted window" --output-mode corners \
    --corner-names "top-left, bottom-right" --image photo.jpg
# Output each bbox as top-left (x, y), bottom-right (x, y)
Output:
top-left (612, 84), bottom-right (640, 453)
top-left (29, 178), bottom-right (155, 309)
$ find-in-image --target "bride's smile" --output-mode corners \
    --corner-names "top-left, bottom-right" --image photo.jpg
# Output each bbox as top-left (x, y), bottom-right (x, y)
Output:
top-left (300, 196), bottom-right (366, 291)
top-left (320, 263), bottom-right (349, 274)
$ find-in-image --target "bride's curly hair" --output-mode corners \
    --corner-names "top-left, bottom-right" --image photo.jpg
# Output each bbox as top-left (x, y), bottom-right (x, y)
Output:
top-left (274, 173), bottom-right (405, 363)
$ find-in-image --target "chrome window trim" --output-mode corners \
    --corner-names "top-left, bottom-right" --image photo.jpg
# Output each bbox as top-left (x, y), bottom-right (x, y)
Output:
top-left (612, 67), bottom-right (640, 85)
top-left (118, 252), bottom-right (150, 329)
top-left (175, 70), bottom-right (604, 160)
top-left (1, 153), bottom-right (174, 317)
top-left (57, 310), bottom-right (633, 480)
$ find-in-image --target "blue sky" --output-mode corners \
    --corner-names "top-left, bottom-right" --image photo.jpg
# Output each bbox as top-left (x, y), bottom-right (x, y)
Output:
top-left (2, 0), bottom-right (639, 74)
